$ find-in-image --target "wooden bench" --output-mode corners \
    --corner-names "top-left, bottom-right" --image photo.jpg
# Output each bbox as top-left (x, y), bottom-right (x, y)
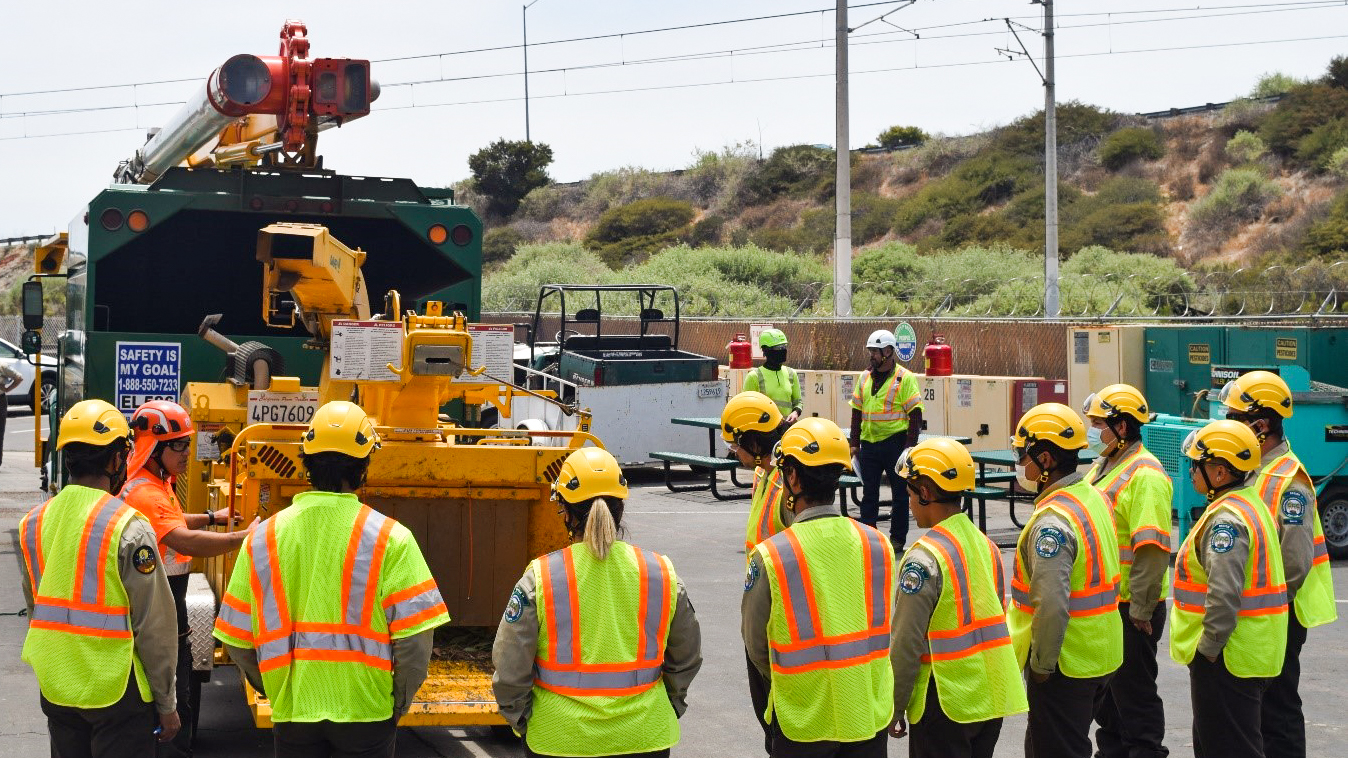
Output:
top-left (649, 452), bottom-right (752, 501)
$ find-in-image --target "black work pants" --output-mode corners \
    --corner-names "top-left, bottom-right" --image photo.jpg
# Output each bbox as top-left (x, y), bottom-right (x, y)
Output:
top-left (160, 573), bottom-right (195, 758)
top-left (770, 727), bottom-right (887, 758)
top-left (1190, 652), bottom-right (1268, 758)
top-left (857, 433), bottom-right (910, 545)
top-left (1094, 602), bottom-right (1169, 758)
top-left (909, 677), bottom-right (1003, 758)
top-left (41, 674), bottom-right (156, 758)
top-left (746, 651), bottom-right (773, 755)
top-left (1025, 668), bottom-right (1111, 758)
top-left (0, 390), bottom-right (9, 466)
top-left (273, 718), bottom-right (397, 758)
top-left (1261, 611), bottom-right (1308, 758)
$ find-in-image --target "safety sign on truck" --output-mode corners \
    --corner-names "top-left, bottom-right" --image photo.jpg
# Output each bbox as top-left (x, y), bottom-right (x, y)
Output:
top-left (453, 324), bottom-right (515, 383)
top-left (330, 320), bottom-right (402, 382)
top-left (115, 341), bottom-right (182, 415)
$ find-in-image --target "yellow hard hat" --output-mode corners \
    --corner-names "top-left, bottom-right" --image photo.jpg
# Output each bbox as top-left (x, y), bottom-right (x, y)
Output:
top-left (1013, 402), bottom-right (1087, 453)
top-left (57, 399), bottom-right (132, 450)
top-left (553, 447), bottom-right (629, 503)
top-left (1082, 384), bottom-right (1150, 424)
top-left (721, 391), bottom-right (782, 443)
top-left (898, 437), bottom-right (975, 493)
top-left (301, 401), bottom-right (380, 457)
top-left (1219, 370), bottom-right (1293, 419)
top-left (775, 417), bottom-right (852, 470)
top-left (1184, 420), bottom-right (1261, 473)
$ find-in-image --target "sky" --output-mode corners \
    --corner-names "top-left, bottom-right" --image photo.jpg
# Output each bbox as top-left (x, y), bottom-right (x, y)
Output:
top-left (2, 0), bottom-right (1347, 237)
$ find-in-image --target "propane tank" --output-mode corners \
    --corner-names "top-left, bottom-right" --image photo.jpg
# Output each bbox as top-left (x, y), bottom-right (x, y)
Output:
top-left (924, 334), bottom-right (952, 376)
top-left (727, 334), bottom-right (753, 369)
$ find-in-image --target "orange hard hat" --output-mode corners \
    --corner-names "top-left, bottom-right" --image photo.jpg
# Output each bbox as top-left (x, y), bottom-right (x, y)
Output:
top-left (127, 400), bottom-right (195, 479)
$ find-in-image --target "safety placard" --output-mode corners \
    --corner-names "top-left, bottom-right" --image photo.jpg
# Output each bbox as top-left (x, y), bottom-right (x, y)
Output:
top-left (330, 320), bottom-right (401, 382)
top-left (115, 341), bottom-right (182, 415)
top-left (453, 324), bottom-right (514, 383)
top-left (748, 323), bottom-right (775, 360)
top-left (247, 390), bottom-right (319, 425)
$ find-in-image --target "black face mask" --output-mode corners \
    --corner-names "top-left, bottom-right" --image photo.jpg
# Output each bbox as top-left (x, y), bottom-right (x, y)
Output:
top-left (763, 348), bottom-right (787, 370)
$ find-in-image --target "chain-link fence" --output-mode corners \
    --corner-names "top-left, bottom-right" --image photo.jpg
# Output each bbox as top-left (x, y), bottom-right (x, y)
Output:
top-left (0, 315), bottom-right (64, 352)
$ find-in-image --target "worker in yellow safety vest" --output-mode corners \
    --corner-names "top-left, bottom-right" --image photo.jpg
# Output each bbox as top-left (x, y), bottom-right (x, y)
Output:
top-left (743, 329), bottom-right (803, 423)
top-left (1008, 403), bottom-right (1122, 758)
top-left (1219, 370), bottom-right (1334, 758)
top-left (849, 329), bottom-right (924, 552)
top-left (722, 390), bottom-right (788, 755)
top-left (212, 401), bottom-right (450, 758)
top-left (888, 438), bottom-right (1028, 758)
top-left (1171, 420), bottom-right (1287, 758)
top-left (492, 446), bottom-right (703, 758)
top-left (1081, 384), bottom-right (1173, 758)
top-left (20, 399), bottom-right (180, 756)
top-left (120, 399), bottom-right (259, 757)
top-left (742, 417), bottom-right (896, 757)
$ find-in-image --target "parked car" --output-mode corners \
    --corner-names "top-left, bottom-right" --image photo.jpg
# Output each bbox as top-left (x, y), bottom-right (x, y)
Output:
top-left (0, 338), bottom-right (58, 413)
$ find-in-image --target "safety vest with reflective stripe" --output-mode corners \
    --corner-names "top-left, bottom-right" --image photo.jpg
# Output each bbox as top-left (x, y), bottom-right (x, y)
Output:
top-left (121, 474), bottom-right (192, 576)
top-left (218, 495), bottom-right (448, 722)
top-left (747, 366), bottom-right (801, 415)
top-left (1255, 450), bottom-right (1336, 628)
top-left (757, 515), bottom-right (896, 743)
top-left (19, 486), bottom-right (153, 708)
top-left (1170, 487), bottom-right (1288, 677)
top-left (850, 368), bottom-right (921, 443)
top-left (745, 466), bottom-right (787, 557)
top-left (527, 541), bottom-right (680, 756)
top-left (1087, 447), bottom-right (1172, 603)
top-left (1009, 482), bottom-right (1123, 678)
top-left (905, 513), bottom-right (1027, 725)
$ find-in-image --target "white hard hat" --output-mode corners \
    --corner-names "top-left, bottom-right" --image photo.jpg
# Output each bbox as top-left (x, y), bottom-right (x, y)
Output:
top-left (866, 329), bottom-right (897, 350)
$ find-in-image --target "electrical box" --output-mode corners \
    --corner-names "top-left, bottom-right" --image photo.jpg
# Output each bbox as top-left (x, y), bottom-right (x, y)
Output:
top-left (916, 375), bottom-right (949, 435)
top-left (1011, 378), bottom-right (1070, 427)
top-left (1067, 326), bottom-right (1146, 415)
top-left (946, 375), bottom-right (1012, 452)
top-left (1144, 326), bottom-right (1226, 418)
top-left (798, 370), bottom-right (835, 422)
top-left (836, 372), bottom-right (859, 428)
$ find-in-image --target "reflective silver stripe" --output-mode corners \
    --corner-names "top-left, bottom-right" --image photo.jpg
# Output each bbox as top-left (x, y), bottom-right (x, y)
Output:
top-left (535, 664), bottom-right (662, 691)
top-left (256, 637), bottom-right (290, 664)
top-left (856, 526), bottom-right (888, 629)
top-left (923, 529), bottom-right (971, 626)
top-left (862, 412), bottom-right (907, 422)
top-left (345, 508), bottom-right (388, 626)
top-left (1225, 496), bottom-right (1270, 588)
top-left (926, 621), bottom-right (1011, 655)
top-left (1173, 587), bottom-right (1206, 606)
top-left (80, 499), bottom-right (124, 605)
top-left (120, 477), bottom-right (151, 499)
top-left (1011, 586), bottom-right (1032, 608)
top-left (21, 505), bottom-right (43, 589)
top-left (637, 549), bottom-right (666, 662)
top-left (250, 527), bottom-right (283, 634)
top-left (771, 630), bottom-right (890, 669)
top-left (1104, 457), bottom-right (1165, 502)
top-left (217, 601), bottom-right (252, 632)
top-left (1314, 541), bottom-right (1329, 560)
top-left (1131, 528), bottom-right (1168, 549)
top-left (1172, 586), bottom-right (1286, 612)
top-left (1068, 587), bottom-right (1118, 612)
top-left (384, 587), bottom-right (445, 627)
top-left (765, 533), bottom-right (816, 640)
top-left (1120, 548), bottom-right (1135, 563)
top-left (293, 630), bottom-right (392, 660)
top-left (544, 551), bottom-right (575, 665)
top-left (31, 602), bottom-right (130, 632)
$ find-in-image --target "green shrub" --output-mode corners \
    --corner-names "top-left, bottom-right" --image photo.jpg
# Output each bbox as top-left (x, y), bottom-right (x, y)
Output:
top-left (1305, 217), bottom-right (1348, 255)
top-left (1250, 72), bottom-right (1305, 98)
top-left (1326, 146), bottom-right (1348, 178)
top-left (1063, 203), bottom-right (1170, 256)
top-left (892, 152), bottom-right (1038, 234)
top-left (1225, 131), bottom-right (1268, 163)
top-left (618, 245), bottom-right (827, 316)
top-left (685, 142), bottom-right (759, 213)
top-left (515, 184), bottom-right (570, 221)
top-left (1259, 82), bottom-right (1348, 165)
top-left (577, 167), bottom-right (696, 219)
top-left (851, 193), bottom-right (902, 245)
top-left (467, 139), bottom-right (554, 218)
top-left (1189, 169), bottom-right (1282, 230)
top-left (482, 227), bottom-right (524, 266)
top-left (1098, 127), bottom-right (1164, 170)
top-left (688, 214), bottom-right (726, 246)
top-left (1294, 118), bottom-right (1348, 170)
top-left (994, 101), bottom-right (1118, 156)
top-left (739, 145), bottom-right (835, 204)
top-left (481, 243), bottom-right (614, 311)
top-left (877, 125), bottom-right (929, 149)
top-left (583, 197), bottom-right (696, 268)
top-left (1328, 56), bottom-right (1348, 90)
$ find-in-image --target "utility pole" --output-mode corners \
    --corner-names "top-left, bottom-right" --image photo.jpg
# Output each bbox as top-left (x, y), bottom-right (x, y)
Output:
top-left (1042, 0), bottom-right (1059, 318)
top-left (834, 0), bottom-right (853, 318)
top-left (523, 0), bottom-right (541, 142)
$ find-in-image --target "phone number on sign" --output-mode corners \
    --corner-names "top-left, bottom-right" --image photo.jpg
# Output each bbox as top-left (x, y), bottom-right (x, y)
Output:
top-left (118, 378), bottom-right (179, 393)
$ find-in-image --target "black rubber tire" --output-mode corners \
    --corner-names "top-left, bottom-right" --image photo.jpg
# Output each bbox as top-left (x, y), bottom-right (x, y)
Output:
top-left (1319, 485), bottom-right (1348, 560)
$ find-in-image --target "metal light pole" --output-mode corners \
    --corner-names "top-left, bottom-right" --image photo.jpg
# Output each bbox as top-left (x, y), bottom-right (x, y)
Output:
top-left (523, 0), bottom-right (542, 142)
top-left (1042, 0), bottom-right (1059, 318)
top-left (834, 0), bottom-right (853, 318)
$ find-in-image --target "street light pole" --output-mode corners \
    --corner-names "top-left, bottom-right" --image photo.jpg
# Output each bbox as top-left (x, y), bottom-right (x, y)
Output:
top-left (1042, 0), bottom-right (1059, 318)
top-left (834, 0), bottom-right (852, 318)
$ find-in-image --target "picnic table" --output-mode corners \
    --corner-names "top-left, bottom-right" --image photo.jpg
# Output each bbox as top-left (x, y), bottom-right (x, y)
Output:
top-left (969, 448), bottom-right (1099, 529)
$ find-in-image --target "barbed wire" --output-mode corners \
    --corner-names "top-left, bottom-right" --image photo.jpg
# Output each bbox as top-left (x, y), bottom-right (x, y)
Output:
top-left (483, 261), bottom-right (1348, 319)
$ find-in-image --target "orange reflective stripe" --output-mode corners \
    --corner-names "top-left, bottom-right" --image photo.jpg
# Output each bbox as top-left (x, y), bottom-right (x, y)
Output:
top-left (71, 494), bottom-right (114, 604)
top-left (1101, 453), bottom-right (1166, 506)
top-left (755, 469), bottom-right (783, 545)
top-left (924, 527), bottom-right (971, 626)
top-left (990, 541), bottom-right (1006, 603)
top-left (1051, 493), bottom-right (1104, 588)
top-left (1226, 495), bottom-right (1270, 590)
top-left (1257, 455), bottom-right (1299, 507)
top-left (20, 501), bottom-right (47, 590)
top-left (784, 528), bottom-right (825, 637)
top-left (539, 552), bottom-right (565, 664)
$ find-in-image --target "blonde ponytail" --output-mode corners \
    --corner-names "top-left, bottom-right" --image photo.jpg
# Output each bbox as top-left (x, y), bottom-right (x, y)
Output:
top-left (583, 497), bottom-right (618, 560)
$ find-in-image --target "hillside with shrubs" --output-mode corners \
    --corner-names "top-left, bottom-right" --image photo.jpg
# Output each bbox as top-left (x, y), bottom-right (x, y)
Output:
top-left (460, 59), bottom-right (1348, 317)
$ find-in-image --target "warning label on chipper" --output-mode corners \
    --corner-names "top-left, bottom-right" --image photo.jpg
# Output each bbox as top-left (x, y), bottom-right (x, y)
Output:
top-left (452, 324), bottom-right (515, 384)
top-left (115, 341), bottom-right (181, 415)
top-left (330, 320), bottom-right (402, 382)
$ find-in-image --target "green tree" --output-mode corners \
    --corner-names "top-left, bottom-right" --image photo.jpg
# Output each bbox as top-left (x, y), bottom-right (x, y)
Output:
top-left (877, 125), bottom-right (929, 149)
top-left (1250, 72), bottom-right (1305, 98)
top-left (467, 139), bottom-right (554, 218)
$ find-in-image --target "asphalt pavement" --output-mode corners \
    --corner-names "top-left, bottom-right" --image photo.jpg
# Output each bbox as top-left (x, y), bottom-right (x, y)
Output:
top-left (1, 415), bottom-right (1346, 757)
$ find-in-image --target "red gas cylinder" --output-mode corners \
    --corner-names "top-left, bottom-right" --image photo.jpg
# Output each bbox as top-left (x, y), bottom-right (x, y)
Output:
top-left (727, 334), bottom-right (753, 369)
top-left (924, 334), bottom-right (953, 376)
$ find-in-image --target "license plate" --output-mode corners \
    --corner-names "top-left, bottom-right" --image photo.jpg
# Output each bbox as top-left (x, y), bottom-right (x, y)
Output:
top-left (247, 391), bottom-right (319, 425)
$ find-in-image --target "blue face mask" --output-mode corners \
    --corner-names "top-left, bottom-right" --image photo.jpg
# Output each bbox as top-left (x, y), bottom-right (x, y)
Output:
top-left (1086, 426), bottom-right (1106, 455)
